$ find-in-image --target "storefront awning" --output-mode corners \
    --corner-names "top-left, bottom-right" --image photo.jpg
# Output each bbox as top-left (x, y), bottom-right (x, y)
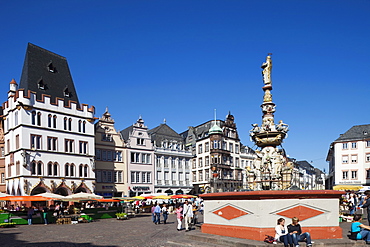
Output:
top-left (333, 185), bottom-right (363, 191)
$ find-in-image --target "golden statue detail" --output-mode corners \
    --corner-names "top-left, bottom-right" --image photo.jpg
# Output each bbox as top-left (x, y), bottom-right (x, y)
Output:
top-left (261, 55), bottom-right (272, 86)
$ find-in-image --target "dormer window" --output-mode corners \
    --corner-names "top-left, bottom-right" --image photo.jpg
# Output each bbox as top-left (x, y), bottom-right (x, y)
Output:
top-left (38, 79), bottom-right (45, 90)
top-left (64, 87), bottom-right (71, 97)
top-left (47, 61), bottom-right (56, 73)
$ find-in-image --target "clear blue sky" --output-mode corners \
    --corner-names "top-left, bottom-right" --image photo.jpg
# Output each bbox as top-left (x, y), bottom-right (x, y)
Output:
top-left (1, 1), bottom-right (369, 172)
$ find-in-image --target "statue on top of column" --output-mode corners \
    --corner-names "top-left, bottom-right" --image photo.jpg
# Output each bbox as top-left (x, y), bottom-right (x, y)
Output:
top-left (261, 55), bottom-right (272, 86)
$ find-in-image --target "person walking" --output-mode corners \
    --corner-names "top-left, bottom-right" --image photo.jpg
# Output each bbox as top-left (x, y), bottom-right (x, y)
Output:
top-left (151, 204), bottom-right (156, 223)
top-left (182, 200), bottom-right (193, 232)
top-left (42, 206), bottom-right (48, 225)
top-left (175, 204), bottom-right (183, 231)
top-left (27, 206), bottom-right (34, 225)
top-left (162, 204), bottom-right (168, 224)
top-left (154, 203), bottom-right (161, 224)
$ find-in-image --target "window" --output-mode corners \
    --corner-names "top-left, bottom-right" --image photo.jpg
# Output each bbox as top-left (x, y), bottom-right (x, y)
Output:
top-left (229, 143), bottom-right (233, 153)
top-left (351, 170), bottom-right (358, 179)
top-left (48, 162), bottom-right (53, 176)
top-left (235, 144), bottom-right (239, 154)
top-left (31, 111), bottom-right (36, 125)
top-left (199, 158), bottom-right (203, 167)
top-left (82, 121), bottom-right (86, 133)
top-left (236, 158), bottom-right (240, 168)
top-left (342, 156), bottom-right (348, 164)
top-left (31, 161), bottom-right (36, 175)
top-left (15, 135), bottom-right (19, 150)
top-left (68, 118), bottom-right (72, 131)
top-left (70, 164), bottom-right (75, 177)
top-left (114, 151), bottom-right (122, 162)
top-left (205, 142), bottom-right (209, 152)
top-left (107, 170), bottom-right (112, 182)
top-left (205, 170), bottom-right (209, 180)
top-left (107, 150), bottom-right (112, 161)
top-left (131, 172), bottom-right (135, 183)
top-left (198, 144), bottom-right (203, 154)
top-left (102, 133), bottom-right (112, 142)
top-left (31, 134), bottom-right (42, 150)
top-left (136, 172), bottom-right (140, 183)
top-left (137, 138), bottom-right (145, 145)
top-left (84, 165), bottom-right (88, 177)
top-left (37, 162), bottom-right (42, 175)
top-left (142, 172), bottom-right (146, 183)
top-left (352, 142), bottom-right (357, 149)
top-left (47, 137), bottom-right (57, 151)
top-left (193, 172), bottom-right (197, 182)
top-left (342, 143), bottom-right (348, 149)
top-left (53, 163), bottom-right (58, 176)
top-left (213, 140), bottom-right (219, 149)
top-left (367, 140), bottom-right (370, 148)
top-left (37, 112), bottom-right (41, 126)
top-left (48, 114), bottom-right (52, 128)
top-left (38, 79), bottom-right (45, 89)
top-left (79, 165), bottom-right (83, 177)
top-left (96, 149), bottom-right (101, 160)
top-left (79, 141), bottom-right (88, 154)
top-left (65, 139), bottom-right (74, 153)
top-left (147, 172), bottom-right (151, 183)
top-left (64, 117), bottom-right (67, 130)
top-left (199, 170), bottom-right (203, 181)
top-left (205, 156), bottom-right (209, 166)
top-left (1, 173), bottom-right (4, 184)
top-left (115, 171), bottom-right (122, 183)
top-left (6, 140), bottom-right (9, 154)
top-left (366, 169), bottom-right (370, 179)
top-left (78, 120), bottom-right (82, 132)
top-left (65, 164), bottom-right (69, 176)
top-left (366, 153), bottom-right (370, 162)
top-left (342, 171), bottom-right (348, 180)
top-left (53, 115), bottom-right (57, 128)
top-left (351, 155), bottom-right (358, 163)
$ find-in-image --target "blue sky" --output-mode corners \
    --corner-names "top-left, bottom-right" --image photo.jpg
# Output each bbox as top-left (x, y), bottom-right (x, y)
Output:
top-left (1, 1), bottom-right (369, 171)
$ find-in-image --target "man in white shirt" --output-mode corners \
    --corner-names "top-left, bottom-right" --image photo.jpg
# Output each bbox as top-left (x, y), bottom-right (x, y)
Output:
top-left (183, 200), bottom-right (193, 232)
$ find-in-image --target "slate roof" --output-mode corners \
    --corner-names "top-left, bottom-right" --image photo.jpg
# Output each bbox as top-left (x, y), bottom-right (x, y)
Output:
top-left (120, 126), bottom-right (133, 142)
top-left (19, 43), bottom-right (80, 107)
top-left (148, 124), bottom-right (184, 147)
top-left (334, 124), bottom-right (370, 142)
top-left (296, 160), bottom-right (314, 172)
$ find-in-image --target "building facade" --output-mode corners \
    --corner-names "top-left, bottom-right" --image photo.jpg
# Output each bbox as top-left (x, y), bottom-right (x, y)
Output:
top-left (94, 109), bottom-right (126, 197)
top-left (0, 111), bottom-right (5, 193)
top-left (327, 124), bottom-right (370, 189)
top-left (149, 123), bottom-right (192, 195)
top-left (3, 43), bottom-right (96, 196)
top-left (181, 113), bottom-right (251, 193)
top-left (121, 117), bottom-right (154, 196)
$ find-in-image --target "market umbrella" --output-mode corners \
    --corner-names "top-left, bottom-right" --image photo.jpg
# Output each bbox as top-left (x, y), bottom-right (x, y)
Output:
top-left (152, 195), bottom-right (171, 199)
top-left (64, 192), bottom-right (103, 200)
top-left (96, 198), bottom-right (121, 202)
top-left (0, 196), bottom-right (53, 201)
top-left (133, 196), bottom-right (145, 200)
top-left (170, 194), bottom-right (197, 199)
top-left (36, 192), bottom-right (66, 200)
top-left (112, 197), bottom-right (137, 201)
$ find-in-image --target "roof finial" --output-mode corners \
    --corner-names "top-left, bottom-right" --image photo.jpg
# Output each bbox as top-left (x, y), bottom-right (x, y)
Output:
top-left (163, 118), bottom-right (166, 124)
top-left (214, 109), bottom-right (217, 122)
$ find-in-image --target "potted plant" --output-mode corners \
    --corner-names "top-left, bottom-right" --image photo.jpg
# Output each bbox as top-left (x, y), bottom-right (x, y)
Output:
top-left (115, 212), bottom-right (128, 220)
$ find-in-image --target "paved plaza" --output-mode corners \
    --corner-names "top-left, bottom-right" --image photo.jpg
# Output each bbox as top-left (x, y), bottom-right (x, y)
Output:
top-left (0, 212), bottom-right (369, 247)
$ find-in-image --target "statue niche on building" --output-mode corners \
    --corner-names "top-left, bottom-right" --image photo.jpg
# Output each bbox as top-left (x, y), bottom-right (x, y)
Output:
top-left (248, 54), bottom-right (293, 190)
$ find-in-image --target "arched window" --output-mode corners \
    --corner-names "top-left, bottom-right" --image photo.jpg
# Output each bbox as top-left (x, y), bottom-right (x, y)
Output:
top-left (48, 114), bottom-right (52, 128)
top-left (64, 117), bottom-right (67, 130)
top-left (37, 162), bottom-right (42, 175)
top-left (83, 121), bottom-right (86, 133)
top-left (70, 164), bottom-right (75, 177)
top-left (31, 161), bottom-right (36, 175)
top-left (53, 115), bottom-right (57, 128)
top-left (84, 165), bottom-right (88, 177)
top-left (68, 118), bottom-right (72, 131)
top-left (53, 163), bottom-right (58, 176)
top-left (78, 120), bottom-right (82, 132)
top-left (31, 111), bottom-right (36, 125)
top-left (48, 162), bottom-right (53, 176)
top-left (65, 163), bottom-right (69, 176)
top-left (37, 112), bottom-right (41, 126)
top-left (79, 164), bottom-right (83, 177)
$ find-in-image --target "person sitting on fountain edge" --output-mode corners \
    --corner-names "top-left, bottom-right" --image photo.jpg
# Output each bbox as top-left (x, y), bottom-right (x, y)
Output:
top-left (350, 214), bottom-right (370, 244)
top-left (287, 217), bottom-right (313, 247)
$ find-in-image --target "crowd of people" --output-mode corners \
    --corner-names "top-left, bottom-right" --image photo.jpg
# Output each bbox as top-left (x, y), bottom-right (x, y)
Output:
top-left (149, 198), bottom-right (204, 232)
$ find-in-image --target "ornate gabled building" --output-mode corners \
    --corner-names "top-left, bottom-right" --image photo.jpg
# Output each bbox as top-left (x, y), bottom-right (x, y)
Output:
top-left (3, 43), bottom-right (96, 196)
top-left (94, 108), bottom-right (126, 197)
top-left (181, 112), bottom-right (252, 193)
top-left (120, 117), bottom-right (154, 196)
top-left (0, 108), bottom-right (5, 193)
top-left (149, 122), bottom-right (192, 195)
